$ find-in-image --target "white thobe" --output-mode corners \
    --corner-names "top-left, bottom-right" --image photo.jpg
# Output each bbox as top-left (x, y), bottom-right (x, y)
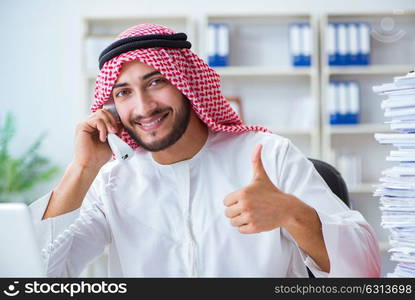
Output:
top-left (29, 130), bottom-right (381, 277)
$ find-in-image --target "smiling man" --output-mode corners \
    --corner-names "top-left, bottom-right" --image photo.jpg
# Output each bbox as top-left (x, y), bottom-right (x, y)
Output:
top-left (111, 61), bottom-right (205, 162)
top-left (29, 24), bottom-right (380, 277)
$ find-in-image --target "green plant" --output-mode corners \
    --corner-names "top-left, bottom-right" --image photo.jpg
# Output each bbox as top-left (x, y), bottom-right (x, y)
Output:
top-left (0, 112), bottom-right (60, 204)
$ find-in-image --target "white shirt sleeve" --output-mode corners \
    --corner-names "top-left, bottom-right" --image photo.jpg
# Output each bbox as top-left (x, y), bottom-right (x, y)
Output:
top-left (277, 138), bottom-right (381, 277)
top-left (29, 177), bottom-right (111, 277)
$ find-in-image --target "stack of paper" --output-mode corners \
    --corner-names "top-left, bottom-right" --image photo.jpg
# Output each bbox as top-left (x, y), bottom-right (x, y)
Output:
top-left (373, 70), bottom-right (415, 277)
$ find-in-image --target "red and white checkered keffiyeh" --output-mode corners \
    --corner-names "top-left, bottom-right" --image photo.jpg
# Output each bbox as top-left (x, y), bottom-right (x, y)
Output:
top-left (91, 23), bottom-right (270, 150)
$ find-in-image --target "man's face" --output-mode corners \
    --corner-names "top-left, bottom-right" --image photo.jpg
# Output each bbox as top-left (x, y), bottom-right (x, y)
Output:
top-left (111, 60), bottom-right (191, 152)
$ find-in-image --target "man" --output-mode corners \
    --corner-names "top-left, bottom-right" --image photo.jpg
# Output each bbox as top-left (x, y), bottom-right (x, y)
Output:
top-left (29, 24), bottom-right (380, 277)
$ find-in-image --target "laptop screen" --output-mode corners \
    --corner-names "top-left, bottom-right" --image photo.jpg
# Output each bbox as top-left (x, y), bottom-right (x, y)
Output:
top-left (0, 203), bottom-right (45, 277)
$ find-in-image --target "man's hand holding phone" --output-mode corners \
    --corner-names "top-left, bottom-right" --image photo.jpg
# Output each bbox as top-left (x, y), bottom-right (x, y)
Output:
top-left (43, 102), bottom-right (134, 219)
top-left (73, 108), bottom-right (120, 171)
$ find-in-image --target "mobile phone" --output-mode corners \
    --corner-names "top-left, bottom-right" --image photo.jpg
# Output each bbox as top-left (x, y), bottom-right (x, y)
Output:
top-left (102, 101), bottom-right (134, 161)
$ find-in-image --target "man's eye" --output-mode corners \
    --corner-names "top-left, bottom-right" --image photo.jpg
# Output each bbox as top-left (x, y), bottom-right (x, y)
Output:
top-left (115, 90), bottom-right (130, 97)
top-left (149, 78), bottom-right (167, 87)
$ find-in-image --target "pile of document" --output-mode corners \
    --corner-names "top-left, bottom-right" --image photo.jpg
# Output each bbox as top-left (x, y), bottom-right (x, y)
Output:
top-left (208, 23), bottom-right (230, 67)
top-left (326, 22), bottom-right (370, 66)
top-left (329, 80), bottom-right (360, 125)
top-left (289, 23), bottom-right (312, 67)
top-left (373, 71), bottom-right (415, 277)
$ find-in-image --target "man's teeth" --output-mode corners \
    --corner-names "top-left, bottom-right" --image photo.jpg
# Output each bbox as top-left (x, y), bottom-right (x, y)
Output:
top-left (140, 115), bottom-right (164, 127)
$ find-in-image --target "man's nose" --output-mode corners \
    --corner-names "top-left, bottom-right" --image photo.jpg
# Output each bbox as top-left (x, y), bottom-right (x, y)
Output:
top-left (132, 91), bottom-right (158, 117)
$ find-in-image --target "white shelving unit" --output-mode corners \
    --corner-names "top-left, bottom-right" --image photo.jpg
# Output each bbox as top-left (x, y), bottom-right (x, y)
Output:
top-left (320, 12), bottom-right (415, 276)
top-left (200, 13), bottom-right (320, 158)
top-left (320, 11), bottom-right (415, 188)
top-left (327, 64), bottom-right (410, 75)
top-left (328, 123), bottom-right (390, 134)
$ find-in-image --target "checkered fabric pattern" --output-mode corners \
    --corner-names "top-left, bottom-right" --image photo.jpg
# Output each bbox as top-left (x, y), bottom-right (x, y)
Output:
top-left (91, 24), bottom-right (270, 150)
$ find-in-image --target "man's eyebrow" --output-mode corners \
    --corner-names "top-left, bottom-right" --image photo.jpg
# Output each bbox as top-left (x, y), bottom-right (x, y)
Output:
top-left (112, 70), bottom-right (161, 90)
top-left (142, 70), bottom-right (161, 80)
top-left (113, 82), bottom-right (128, 89)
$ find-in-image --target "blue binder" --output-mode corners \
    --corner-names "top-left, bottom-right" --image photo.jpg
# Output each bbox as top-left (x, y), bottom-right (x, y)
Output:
top-left (208, 23), bottom-right (229, 67)
top-left (290, 23), bottom-right (311, 67)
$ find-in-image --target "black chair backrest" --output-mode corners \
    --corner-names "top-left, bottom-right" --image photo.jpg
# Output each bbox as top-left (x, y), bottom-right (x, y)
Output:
top-left (306, 158), bottom-right (350, 278)
top-left (308, 158), bottom-right (350, 208)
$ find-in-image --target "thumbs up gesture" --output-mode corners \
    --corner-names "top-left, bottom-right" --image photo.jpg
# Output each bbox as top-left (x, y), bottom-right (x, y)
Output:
top-left (223, 144), bottom-right (302, 234)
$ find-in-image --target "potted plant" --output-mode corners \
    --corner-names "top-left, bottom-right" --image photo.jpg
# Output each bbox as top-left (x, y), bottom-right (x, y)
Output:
top-left (0, 112), bottom-right (60, 204)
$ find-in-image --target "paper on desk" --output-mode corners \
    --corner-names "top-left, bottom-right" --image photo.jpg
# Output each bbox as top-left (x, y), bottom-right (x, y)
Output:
top-left (381, 98), bottom-right (415, 109)
top-left (385, 107), bottom-right (415, 118)
top-left (374, 133), bottom-right (415, 144)
top-left (374, 71), bottom-right (415, 277)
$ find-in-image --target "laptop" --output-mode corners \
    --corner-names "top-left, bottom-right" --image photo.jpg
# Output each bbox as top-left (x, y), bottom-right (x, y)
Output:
top-left (0, 203), bottom-right (45, 277)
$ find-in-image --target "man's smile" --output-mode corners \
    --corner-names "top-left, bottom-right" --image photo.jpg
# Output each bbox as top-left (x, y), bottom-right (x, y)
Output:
top-left (135, 111), bottom-right (170, 132)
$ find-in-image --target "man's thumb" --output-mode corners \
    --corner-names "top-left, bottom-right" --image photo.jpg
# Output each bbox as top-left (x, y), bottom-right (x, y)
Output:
top-left (251, 144), bottom-right (268, 181)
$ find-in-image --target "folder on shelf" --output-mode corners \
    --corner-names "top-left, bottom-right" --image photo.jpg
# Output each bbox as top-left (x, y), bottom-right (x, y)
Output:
top-left (348, 81), bottom-right (360, 124)
top-left (329, 81), bottom-right (340, 124)
top-left (207, 24), bottom-right (216, 67)
top-left (326, 22), bottom-right (371, 66)
top-left (337, 23), bottom-right (348, 66)
top-left (208, 23), bottom-right (229, 67)
top-left (358, 22), bottom-right (371, 65)
top-left (217, 24), bottom-right (229, 66)
top-left (349, 23), bottom-right (359, 65)
top-left (328, 80), bottom-right (360, 124)
top-left (289, 23), bottom-right (311, 67)
top-left (373, 71), bottom-right (415, 277)
top-left (289, 23), bottom-right (301, 66)
top-left (302, 24), bottom-right (312, 66)
top-left (326, 23), bottom-right (337, 66)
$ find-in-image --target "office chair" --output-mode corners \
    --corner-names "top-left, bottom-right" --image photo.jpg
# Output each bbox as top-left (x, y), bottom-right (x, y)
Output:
top-left (308, 158), bottom-right (350, 207)
top-left (305, 158), bottom-right (350, 277)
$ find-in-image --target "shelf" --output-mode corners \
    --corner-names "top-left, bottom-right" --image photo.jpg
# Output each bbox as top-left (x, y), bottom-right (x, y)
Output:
top-left (324, 11), bottom-right (413, 18)
top-left (207, 13), bottom-right (312, 19)
top-left (348, 182), bottom-right (377, 194)
top-left (324, 65), bottom-right (411, 76)
top-left (214, 66), bottom-right (314, 77)
top-left (84, 15), bottom-right (189, 22)
top-left (327, 124), bottom-right (390, 135)
top-left (87, 66), bottom-right (315, 79)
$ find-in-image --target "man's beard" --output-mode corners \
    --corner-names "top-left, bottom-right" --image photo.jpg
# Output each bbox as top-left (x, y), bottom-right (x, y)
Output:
top-left (126, 96), bottom-right (192, 152)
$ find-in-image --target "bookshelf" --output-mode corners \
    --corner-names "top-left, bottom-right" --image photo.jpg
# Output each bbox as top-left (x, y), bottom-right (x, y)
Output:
top-left (320, 11), bottom-right (415, 193)
top-left (320, 12), bottom-right (415, 274)
top-left (200, 13), bottom-right (320, 158)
